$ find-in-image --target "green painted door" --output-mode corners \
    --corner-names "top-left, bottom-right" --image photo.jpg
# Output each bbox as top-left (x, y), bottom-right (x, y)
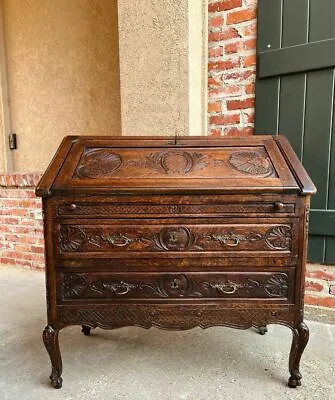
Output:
top-left (255, 0), bottom-right (335, 263)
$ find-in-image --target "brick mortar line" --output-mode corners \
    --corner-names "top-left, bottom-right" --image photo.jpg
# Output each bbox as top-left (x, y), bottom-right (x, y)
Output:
top-left (306, 277), bottom-right (335, 283)
top-left (306, 291), bottom-right (335, 298)
top-left (0, 173), bottom-right (42, 188)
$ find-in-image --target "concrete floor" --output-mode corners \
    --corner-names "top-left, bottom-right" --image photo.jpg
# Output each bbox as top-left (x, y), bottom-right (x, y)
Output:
top-left (0, 265), bottom-right (334, 400)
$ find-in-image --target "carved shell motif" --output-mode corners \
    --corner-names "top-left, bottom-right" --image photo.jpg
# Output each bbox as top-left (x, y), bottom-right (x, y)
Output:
top-left (229, 151), bottom-right (274, 176)
top-left (264, 273), bottom-right (289, 297)
top-left (75, 149), bottom-right (122, 179)
top-left (265, 225), bottom-right (291, 250)
top-left (60, 226), bottom-right (86, 252)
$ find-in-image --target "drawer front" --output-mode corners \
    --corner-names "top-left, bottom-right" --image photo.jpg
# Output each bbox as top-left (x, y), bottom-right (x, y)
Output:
top-left (52, 195), bottom-right (298, 218)
top-left (57, 270), bottom-right (294, 303)
top-left (55, 219), bottom-right (297, 258)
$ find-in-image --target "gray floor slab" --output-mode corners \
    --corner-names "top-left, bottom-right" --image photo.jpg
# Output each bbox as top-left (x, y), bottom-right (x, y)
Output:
top-left (0, 265), bottom-right (334, 400)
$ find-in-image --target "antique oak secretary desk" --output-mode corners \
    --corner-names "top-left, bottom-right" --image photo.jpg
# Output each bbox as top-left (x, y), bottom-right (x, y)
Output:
top-left (36, 135), bottom-right (316, 389)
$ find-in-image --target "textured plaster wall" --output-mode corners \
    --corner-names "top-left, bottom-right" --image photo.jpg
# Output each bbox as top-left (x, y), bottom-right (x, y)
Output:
top-left (3, 0), bottom-right (121, 173)
top-left (189, 0), bottom-right (208, 136)
top-left (118, 0), bottom-right (189, 137)
top-left (0, 59), bottom-right (4, 172)
top-left (0, 1), bottom-right (10, 172)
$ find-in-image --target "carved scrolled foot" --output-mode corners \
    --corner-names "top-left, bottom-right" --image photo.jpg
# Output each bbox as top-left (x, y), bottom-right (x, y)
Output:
top-left (50, 372), bottom-right (63, 389)
top-left (258, 325), bottom-right (268, 335)
top-left (81, 325), bottom-right (92, 336)
top-left (42, 325), bottom-right (63, 389)
top-left (288, 322), bottom-right (309, 388)
top-left (288, 369), bottom-right (302, 388)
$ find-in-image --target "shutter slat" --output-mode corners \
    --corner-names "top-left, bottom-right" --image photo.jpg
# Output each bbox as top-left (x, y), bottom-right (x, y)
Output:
top-left (258, 39), bottom-right (335, 78)
top-left (255, 0), bottom-right (282, 134)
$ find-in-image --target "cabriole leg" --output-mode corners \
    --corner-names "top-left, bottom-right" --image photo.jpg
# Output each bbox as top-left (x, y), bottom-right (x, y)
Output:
top-left (288, 322), bottom-right (309, 388)
top-left (42, 325), bottom-right (63, 389)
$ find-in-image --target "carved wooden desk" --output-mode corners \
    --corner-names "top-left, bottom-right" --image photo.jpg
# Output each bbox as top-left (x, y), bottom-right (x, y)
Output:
top-left (36, 135), bottom-right (316, 389)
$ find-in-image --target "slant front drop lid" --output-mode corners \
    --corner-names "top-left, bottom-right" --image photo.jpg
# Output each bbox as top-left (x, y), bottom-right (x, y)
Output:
top-left (36, 135), bottom-right (316, 389)
top-left (37, 135), bottom-right (302, 195)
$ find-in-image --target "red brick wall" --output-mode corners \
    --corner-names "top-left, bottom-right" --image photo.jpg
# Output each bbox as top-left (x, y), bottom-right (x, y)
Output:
top-left (305, 264), bottom-right (335, 308)
top-left (208, 0), bottom-right (257, 137)
top-left (0, 174), bottom-right (45, 270)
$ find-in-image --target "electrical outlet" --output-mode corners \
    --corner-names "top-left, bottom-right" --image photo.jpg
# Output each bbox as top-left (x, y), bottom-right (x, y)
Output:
top-left (9, 133), bottom-right (17, 150)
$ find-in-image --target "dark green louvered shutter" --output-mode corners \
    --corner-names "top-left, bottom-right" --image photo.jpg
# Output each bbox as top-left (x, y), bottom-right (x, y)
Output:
top-left (255, 0), bottom-right (335, 263)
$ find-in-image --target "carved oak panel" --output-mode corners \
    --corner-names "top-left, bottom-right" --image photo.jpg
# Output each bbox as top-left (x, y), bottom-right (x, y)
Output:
top-left (73, 147), bottom-right (277, 180)
top-left (59, 272), bottom-right (292, 302)
top-left (56, 223), bottom-right (294, 255)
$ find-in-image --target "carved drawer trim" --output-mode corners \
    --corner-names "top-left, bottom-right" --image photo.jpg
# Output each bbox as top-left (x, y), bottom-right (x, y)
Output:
top-left (55, 222), bottom-right (296, 256)
top-left (58, 271), bottom-right (294, 302)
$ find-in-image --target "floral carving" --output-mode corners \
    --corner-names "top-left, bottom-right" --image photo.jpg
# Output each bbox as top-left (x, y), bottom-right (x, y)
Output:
top-left (59, 226), bottom-right (136, 253)
top-left (128, 150), bottom-right (209, 175)
top-left (205, 273), bottom-right (289, 298)
top-left (62, 274), bottom-right (140, 298)
top-left (205, 225), bottom-right (291, 251)
top-left (59, 225), bottom-right (292, 253)
top-left (206, 232), bottom-right (262, 247)
top-left (75, 149), bottom-right (122, 179)
top-left (205, 280), bottom-right (259, 295)
top-left (229, 151), bottom-right (274, 176)
top-left (61, 273), bottom-right (289, 300)
top-left (62, 274), bottom-right (203, 299)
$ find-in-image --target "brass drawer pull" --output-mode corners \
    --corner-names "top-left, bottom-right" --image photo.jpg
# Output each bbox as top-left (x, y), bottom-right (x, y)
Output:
top-left (274, 202), bottom-right (284, 211)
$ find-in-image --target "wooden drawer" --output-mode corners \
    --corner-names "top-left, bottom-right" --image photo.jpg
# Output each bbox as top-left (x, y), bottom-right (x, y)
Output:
top-left (52, 194), bottom-right (299, 218)
top-left (57, 270), bottom-right (295, 303)
top-left (54, 218), bottom-right (298, 258)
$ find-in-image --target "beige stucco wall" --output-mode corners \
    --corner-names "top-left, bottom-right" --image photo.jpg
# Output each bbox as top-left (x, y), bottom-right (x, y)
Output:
top-left (118, 0), bottom-right (190, 137)
top-left (189, 0), bottom-right (208, 136)
top-left (2, 0), bottom-right (121, 173)
top-left (0, 1), bottom-right (12, 172)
